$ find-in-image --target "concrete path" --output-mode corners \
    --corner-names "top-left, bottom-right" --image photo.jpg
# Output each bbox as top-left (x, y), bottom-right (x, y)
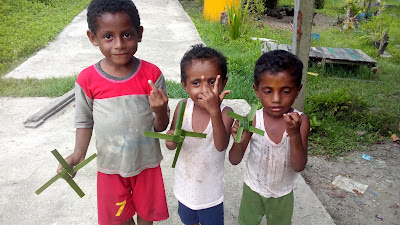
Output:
top-left (1, 0), bottom-right (335, 224)
top-left (5, 0), bottom-right (201, 82)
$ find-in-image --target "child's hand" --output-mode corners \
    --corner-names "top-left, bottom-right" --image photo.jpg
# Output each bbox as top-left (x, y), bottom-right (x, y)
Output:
top-left (165, 129), bottom-right (178, 150)
top-left (148, 80), bottom-right (168, 116)
top-left (231, 120), bottom-right (251, 142)
top-left (56, 153), bottom-right (84, 178)
top-left (283, 112), bottom-right (302, 136)
top-left (200, 75), bottom-right (230, 115)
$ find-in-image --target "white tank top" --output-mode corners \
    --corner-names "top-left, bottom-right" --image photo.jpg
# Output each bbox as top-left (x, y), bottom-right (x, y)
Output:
top-left (173, 98), bottom-right (227, 210)
top-left (244, 109), bottom-right (300, 198)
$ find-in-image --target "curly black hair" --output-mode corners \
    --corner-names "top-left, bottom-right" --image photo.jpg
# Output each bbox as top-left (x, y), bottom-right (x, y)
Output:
top-left (254, 50), bottom-right (303, 87)
top-left (180, 44), bottom-right (227, 83)
top-left (87, 0), bottom-right (140, 34)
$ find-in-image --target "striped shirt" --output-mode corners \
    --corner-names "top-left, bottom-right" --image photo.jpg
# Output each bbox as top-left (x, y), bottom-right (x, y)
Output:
top-left (74, 58), bottom-right (166, 177)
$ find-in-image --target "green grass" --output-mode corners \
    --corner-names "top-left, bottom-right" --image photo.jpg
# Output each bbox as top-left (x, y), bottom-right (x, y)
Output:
top-left (179, 0), bottom-right (400, 155)
top-left (0, 76), bottom-right (76, 97)
top-left (0, 0), bottom-right (90, 97)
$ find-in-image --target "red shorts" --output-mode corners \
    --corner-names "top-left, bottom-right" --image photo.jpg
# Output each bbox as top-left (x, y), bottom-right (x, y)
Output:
top-left (97, 166), bottom-right (169, 225)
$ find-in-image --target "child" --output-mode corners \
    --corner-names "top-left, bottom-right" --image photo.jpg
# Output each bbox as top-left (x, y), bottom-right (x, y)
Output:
top-left (165, 44), bottom-right (233, 225)
top-left (57, 0), bottom-right (169, 224)
top-left (229, 50), bottom-right (310, 225)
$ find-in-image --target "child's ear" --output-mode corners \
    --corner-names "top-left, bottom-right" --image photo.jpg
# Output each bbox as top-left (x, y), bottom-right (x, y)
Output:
top-left (296, 84), bottom-right (303, 97)
top-left (253, 84), bottom-right (259, 98)
top-left (181, 81), bottom-right (187, 91)
top-left (137, 26), bottom-right (144, 42)
top-left (87, 30), bottom-right (98, 47)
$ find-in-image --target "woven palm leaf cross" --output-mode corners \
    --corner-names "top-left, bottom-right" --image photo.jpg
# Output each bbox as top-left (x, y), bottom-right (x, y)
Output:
top-left (144, 101), bottom-right (206, 168)
top-left (227, 104), bottom-right (264, 143)
top-left (35, 149), bottom-right (97, 198)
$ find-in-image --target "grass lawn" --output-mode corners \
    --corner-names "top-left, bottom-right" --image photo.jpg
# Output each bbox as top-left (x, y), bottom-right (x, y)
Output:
top-left (0, 0), bottom-right (90, 96)
top-left (178, 0), bottom-right (400, 155)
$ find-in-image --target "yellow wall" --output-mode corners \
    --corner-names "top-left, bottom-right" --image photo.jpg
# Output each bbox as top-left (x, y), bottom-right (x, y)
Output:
top-left (203, 0), bottom-right (240, 22)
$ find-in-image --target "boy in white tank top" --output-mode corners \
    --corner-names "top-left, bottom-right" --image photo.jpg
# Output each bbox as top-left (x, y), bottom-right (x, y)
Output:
top-left (165, 44), bottom-right (234, 225)
top-left (229, 50), bottom-right (310, 225)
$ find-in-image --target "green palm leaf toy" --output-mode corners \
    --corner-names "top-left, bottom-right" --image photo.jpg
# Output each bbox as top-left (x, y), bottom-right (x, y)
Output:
top-left (144, 101), bottom-right (206, 168)
top-left (227, 104), bottom-right (264, 143)
top-left (35, 149), bottom-right (97, 198)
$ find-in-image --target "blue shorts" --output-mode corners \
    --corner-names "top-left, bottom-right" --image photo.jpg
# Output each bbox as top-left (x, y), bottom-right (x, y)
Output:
top-left (178, 201), bottom-right (224, 225)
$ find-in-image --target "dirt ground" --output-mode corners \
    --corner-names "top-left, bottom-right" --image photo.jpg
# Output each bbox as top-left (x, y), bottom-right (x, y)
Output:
top-left (301, 143), bottom-right (400, 225)
top-left (260, 12), bottom-right (400, 225)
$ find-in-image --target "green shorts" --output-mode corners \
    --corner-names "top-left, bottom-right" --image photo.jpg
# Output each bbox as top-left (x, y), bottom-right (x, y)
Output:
top-left (238, 183), bottom-right (294, 225)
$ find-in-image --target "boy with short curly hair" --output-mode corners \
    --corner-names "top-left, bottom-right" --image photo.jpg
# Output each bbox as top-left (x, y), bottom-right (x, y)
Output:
top-left (58, 0), bottom-right (169, 224)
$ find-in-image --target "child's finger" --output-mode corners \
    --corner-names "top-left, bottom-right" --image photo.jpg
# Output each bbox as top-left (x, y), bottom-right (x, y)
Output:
top-left (213, 75), bottom-right (221, 93)
top-left (148, 80), bottom-right (161, 97)
top-left (290, 112), bottom-right (302, 125)
top-left (219, 90), bottom-right (231, 102)
top-left (158, 89), bottom-right (168, 102)
top-left (148, 80), bottom-right (158, 91)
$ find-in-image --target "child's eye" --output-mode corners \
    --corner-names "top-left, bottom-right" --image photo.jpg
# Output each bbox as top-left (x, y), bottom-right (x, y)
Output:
top-left (264, 90), bottom-right (272, 94)
top-left (104, 35), bottom-right (112, 39)
top-left (209, 80), bottom-right (216, 85)
top-left (283, 89), bottom-right (291, 94)
top-left (192, 81), bottom-right (199, 86)
top-left (124, 33), bottom-right (130, 38)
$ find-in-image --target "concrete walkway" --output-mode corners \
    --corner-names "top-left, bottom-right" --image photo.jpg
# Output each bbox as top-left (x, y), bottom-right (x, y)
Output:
top-left (1, 0), bottom-right (335, 224)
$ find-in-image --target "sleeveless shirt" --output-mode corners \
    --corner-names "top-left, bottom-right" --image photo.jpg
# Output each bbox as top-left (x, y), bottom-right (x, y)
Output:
top-left (244, 109), bottom-right (302, 198)
top-left (173, 98), bottom-right (227, 210)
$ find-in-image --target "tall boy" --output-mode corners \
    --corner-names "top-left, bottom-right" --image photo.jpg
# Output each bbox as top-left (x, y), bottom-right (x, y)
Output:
top-left (57, 0), bottom-right (169, 224)
top-left (229, 50), bottom-right (310, 225)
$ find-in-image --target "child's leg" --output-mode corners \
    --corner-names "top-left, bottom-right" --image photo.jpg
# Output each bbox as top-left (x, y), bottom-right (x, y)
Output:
top-left (178, 201), bottom-right (200, 225)
top-left (131, 165), bottom-right (169, 222)
top-left (137, 215), bottom-right (153, 225)
top-left (238, 183), bottom-right (265, 225)
top-left (197, 202), bottom-right (224, 225)
top-left (263, 191), bottom-right (294, 225)
top-left (97, 172), bottom-right (136, 225)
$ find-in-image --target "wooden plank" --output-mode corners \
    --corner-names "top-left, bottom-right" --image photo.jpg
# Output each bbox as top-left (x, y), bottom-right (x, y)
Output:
top-left (321, 47), bottom-right (336, 60)
top-left (24, 89), bottom-right (75, 128)
top-left (278, 44), bottom-right (289, 52)
top-left (354, 49), bottom-right (376, 63)
top-left (268, 42), bottom-right (278, 51)
top-left (327, 47), bottom-right (343, 60)
top-left (287, 44), bottom-right (292, 53)
top-left (344, 48), bottom-right (362, 61)
top-left (337, 48), bottom-right (356, 61)
top-left (313, 47), bottom-right (324, 58)
top-left (309, 47), bottom-right (316, 58)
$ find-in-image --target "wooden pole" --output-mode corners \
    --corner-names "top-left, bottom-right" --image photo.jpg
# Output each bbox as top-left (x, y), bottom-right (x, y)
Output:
top-left (291, 0), bottom-right (314, 112)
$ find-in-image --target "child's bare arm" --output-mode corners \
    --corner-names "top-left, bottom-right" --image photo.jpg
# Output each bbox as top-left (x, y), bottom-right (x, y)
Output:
top-left (165, 102), bottom-right (181, 150)
top-left (210, 107), bottom-right (234, 151)
top-left (148, 80), bottom-right (169, 132)
top-left (229, 119), bottom-right (253, 165)
top-left (284, 112), bottom-right (310, 172)
top-left (57, 127), bottom-right (93, 175)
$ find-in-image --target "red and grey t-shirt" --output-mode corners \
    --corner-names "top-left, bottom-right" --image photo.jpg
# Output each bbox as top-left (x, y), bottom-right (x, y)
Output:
top-left (75, 58), bottom-right (166, 177)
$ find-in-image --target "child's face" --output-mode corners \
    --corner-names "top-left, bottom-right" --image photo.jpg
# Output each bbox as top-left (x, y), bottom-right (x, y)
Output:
top-left (253, 71), bottom-right (301, 117)
top-left (182, 60), bottom-right (227, 110)
top-left (87, 12), bottom-right (143, 68)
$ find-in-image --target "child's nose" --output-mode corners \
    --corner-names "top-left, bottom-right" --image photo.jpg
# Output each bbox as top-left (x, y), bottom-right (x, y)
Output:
top-left (114, 37), bottom-right (125, 49)
top-left (272, 92), bottom-right (281, 102)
